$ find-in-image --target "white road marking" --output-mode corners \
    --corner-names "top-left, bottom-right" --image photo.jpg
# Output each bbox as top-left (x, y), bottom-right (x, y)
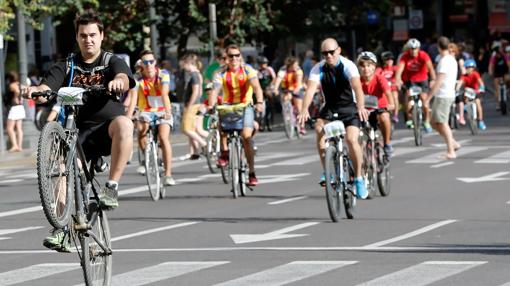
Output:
top-left (475, 150), bottom-right (510, 164)
top-left (430, 139), bottom-right (471, 147)
top-left (390, 137), bottom-right (415, 145)
top-left (407, 147), bottom-right (487, 164)
top-left (111, 222), bottom-right (199, 242)
top-left (0, 226), bottom-right (44, 240)
top-left (0, 263), bottom-right (80, 285)
top-left (0, 206), bottom-right (42, 218)
top-left (109, 261), bottom-right (229, 286)
top-left (363, 220), bottom-right (457, 248)
top-left (355, 261), bottom-right (486, 286)
top-left (268, 196), bottom-right (307, 205)
top-left (457, 172), bottom-right (510, 183)
top-left (230, 222), bottom-right (320, 244)
top-left (430, 161), bottom-right (454, 168)
top-left (392, 147), bottom-right (429, 158)
top-left (272, 155), bottom-right (318, 166)
top-left (258, 173), bottom-right (310, 184)
top-left (0, 179), bottom-right (23, 184)
top-left (214, 261), bottom-right (357, 286)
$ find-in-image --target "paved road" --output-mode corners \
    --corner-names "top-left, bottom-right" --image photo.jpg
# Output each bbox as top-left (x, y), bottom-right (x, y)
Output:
top-left (0, 107), bottom-right (509, 285)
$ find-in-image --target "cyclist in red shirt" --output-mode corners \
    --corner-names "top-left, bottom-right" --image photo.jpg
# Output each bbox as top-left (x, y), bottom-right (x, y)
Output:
top-left (459, 59), bottom-right (486, 130)
top-left (378, 51), bottom-right (399, 123)
top-left (358, 51), bottom-right (395, 157)
top-left (395, 38), bottom-right (437, 132)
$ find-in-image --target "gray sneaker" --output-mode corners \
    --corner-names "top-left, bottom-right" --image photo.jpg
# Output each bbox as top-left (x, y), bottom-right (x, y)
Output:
top-left (136, 165), bottom-right (146, 175)
top-left (43, 228), bottom-right (71, 253)
top-left (164, 176), bottom-right (176, 186)
top-left (99, 183), bottom-right (119, 210)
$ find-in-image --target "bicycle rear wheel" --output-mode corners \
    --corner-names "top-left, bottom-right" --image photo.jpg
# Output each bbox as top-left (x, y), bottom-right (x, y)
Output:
top-left (282, 102), bottom-right (295, 139)
top-left (239, 146), bottom-right (248, 197)
top-left (343, 155), bottom-right (355, 219)
top-left (363, 143), bottom-right (377, 199)
top-left (37, 122), bottom-right (74, 229)
top-left (230, 140), bottom-right (240, 198)
top-left (466, 103), bottom-right (478, 136)
top-left (324, 145), bottom-right (341, 222)
top-left (412, 105), bottom-right (422, 146)
top-left (81, 202), bottom-right (112, 286)
top-left (145, 140), bottom-right (160, 201)
top-left (376, 145), bottom-right (391, 197)
top-left (206, 129), bottom-right (220, 173)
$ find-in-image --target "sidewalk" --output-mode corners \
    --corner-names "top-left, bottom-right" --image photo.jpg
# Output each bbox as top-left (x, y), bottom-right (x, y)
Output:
top-left (0, 120), bottom-right (191, 170)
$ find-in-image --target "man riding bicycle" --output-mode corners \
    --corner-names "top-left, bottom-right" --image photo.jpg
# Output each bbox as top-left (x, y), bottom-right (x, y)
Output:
top-left (24, 12), bottom-right (135, 252)
top-left (257, 56), bottom-right (276, 131)
top-left (208, 44), bottom-right (264, 186)
top-left (126, 49), bottom-right (175, 186)
top-left (395, 38), bottom-right (437, 132)
top-left (298, 38), bottom-right (369, 199)
top-left (488, 41), bottom-right (510, 111)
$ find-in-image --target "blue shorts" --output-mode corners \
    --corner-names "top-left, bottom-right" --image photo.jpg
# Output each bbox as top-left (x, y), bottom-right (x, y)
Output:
top-left (219, 105), bottom-right (255, 131)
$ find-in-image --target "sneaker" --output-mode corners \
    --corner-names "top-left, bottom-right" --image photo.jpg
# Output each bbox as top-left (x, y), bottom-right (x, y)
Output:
top-left (43, 228), bottom-right (71, 253)
top-left (99, 182), bottom-right (119, 210)
top-left (179, 154), bottom-right (192, 161)
top-left (248, 173), bottom-right (258, 186)
top-left (319, 173), bottom-right (326, 186)
top-left (190, 154), bottom-right (201, 160)
top-left (392, 114), bottom-right (399, 123)
top-left (423, 122), bottom-right (432, 133)
top-left (353, 177), bottom-right (369, 199)
top-left (136, 165), bottom-right (146, 175)
top-left (459, 118), bottom-right (466, 125)
top-left (94, 157), bottom-right (108, 173)
top-left (217, 151), bottom-right (229, 167)
top-left (478, 120), bottom-right (486, 130)
top-left (299, 127), bottom-right (307, 135)
top-left (406, 120), bottom-right (414, 129)
top-left (164, 176), bottom-right (176, 186)
top-left (383, 144), bottom-right (394, 158)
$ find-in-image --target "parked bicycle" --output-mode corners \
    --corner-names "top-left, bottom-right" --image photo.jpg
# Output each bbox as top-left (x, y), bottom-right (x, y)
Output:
top-left (323, 115), bottom-right (356, 222)
top-left (33, 86), bottom-right (112, 286)
top-left (217, 104), bottom-right (252, 198)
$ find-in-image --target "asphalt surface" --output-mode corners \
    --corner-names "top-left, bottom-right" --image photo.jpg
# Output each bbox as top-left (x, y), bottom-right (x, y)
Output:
top-left (0, 101), bottom-right (510, 286)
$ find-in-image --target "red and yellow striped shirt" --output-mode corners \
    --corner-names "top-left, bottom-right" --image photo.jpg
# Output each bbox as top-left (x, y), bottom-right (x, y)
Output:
top-left (214, 64), bottom-right (258, 104)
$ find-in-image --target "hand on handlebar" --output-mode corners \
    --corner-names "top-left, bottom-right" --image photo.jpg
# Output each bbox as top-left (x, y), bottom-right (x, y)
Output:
top-left (358, 107), bottom-right (369, 122)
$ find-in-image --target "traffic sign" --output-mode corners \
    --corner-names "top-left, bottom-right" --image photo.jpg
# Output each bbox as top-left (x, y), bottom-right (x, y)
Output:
top-left (409, 10), bottom-right (423, 30)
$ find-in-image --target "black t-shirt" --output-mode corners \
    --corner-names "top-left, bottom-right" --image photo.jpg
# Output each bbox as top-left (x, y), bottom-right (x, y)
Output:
top-left (182, 71), bottom-right (201, 105)
top-left (41, 50), bottom-right (135, 130)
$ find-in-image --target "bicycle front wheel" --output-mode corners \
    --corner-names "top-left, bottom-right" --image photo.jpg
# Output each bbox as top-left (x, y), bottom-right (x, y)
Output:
top-left (145, 140), bottom-right (160, 201)
top-left (363, 142), bottom-right (377, 199)
top-left (81, 202), bottom-right (112, 286)
top-left (412, 105), bottom-right (422, 146)
top-left (37, 122), bottom-right (74, 229)
top-left (283, 102), bottom-right (295, 139)
top-left (343, 155), bottom-right (355, 220)
top-left (206, 129), bottom-right (220, 174)
top-left (230, 140), bottom-right (240, 198)
top-left (466, 103), bottom-right (478, 136)
top-left (324, 145), bottom-right (341, 222)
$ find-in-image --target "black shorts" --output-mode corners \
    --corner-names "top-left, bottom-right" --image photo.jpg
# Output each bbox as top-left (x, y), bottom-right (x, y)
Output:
top-left (319, 107), bottom-right (360, 128)
top-left (368, 109), bottom-right (389, 129)
top-left (404, 80), bottom-right (429, 93)
top-left (79, 120), bottom-right (113, 162)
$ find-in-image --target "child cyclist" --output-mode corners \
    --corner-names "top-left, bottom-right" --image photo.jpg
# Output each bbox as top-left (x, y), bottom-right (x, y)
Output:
top-left (378, 51), bottom-right (399, 123)
top-left (459, 59), bottom-right (487, 130)
top-left (357, 51), bottom-right (395, 157)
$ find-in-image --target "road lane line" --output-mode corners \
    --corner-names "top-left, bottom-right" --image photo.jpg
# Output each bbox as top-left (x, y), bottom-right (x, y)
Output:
top-left (355, 261), bottom-right (486, 286)
top-left (0, 206), bottom-right (42, 218)
top-left (214, 261), bottom-right (357, 286)
top-left (407, 147), bottom-right (487, 164)
top-left (0, 179), bottom-right (23, 184)
top-left (430, 161), bottom-right (454, 168)
top-left (111, 221), bottom-right (199, 242)
top-left (272, 155), bottom-right (318, 166)
top-left (106, 261), bottom-right (229, 286)
top-left (392, 147), bottom-right (429, 158)
top-left (475, 150), bottom-right (510, 164)
top-left (0, 226), bottom-right (44, 236)
top-left (268, 196), bottom-right (307, 205)
top-left (0, 263), bottom-right (80, 285)
top-left (362, 219), bottom-right (457, 248)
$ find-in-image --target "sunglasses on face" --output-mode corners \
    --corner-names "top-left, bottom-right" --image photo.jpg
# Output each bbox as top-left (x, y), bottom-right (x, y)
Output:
top-left (227, 53), bottom-right (241, 59)
top-left (143, 60), bottom-right (155, 65)
top-left (321, 48), bottom-right (337, 57)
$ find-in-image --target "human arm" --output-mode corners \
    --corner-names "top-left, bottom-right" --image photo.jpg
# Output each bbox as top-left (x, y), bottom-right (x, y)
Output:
top-left (125, 87), bottom-right (138, 119)
top-left (426, 59), bottom-right (437, 87)
top-left (297, 79), bottom-right (319, 126)
top-left (249, 77), bottom-right (264, 113)
top-left (395, 61), bottom-right (406, 89)
top-left (351, 77), bottom-right (369, 121)
top-left (428, 72), bottom-right (445, 100)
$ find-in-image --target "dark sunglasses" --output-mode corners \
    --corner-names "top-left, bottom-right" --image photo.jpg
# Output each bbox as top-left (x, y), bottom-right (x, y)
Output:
top-left (321, 48), bottom-right (337, 57)
top-left (142, 60), bottom-right (155, 65)
top-left (227, 53), bottom-right (241, 59)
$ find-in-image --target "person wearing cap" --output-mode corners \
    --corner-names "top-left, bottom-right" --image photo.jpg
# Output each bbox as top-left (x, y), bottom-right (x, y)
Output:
top-left (379, 51), bottom-right (399, 122)
top-left (395, 38), bottom-right (437, 132)
top-left (357, 51), bottom-right (395, 157)
top-left (257, 56), bottom-right (276, 131)
top-left (459, 59), bottom-right (487, 130)
top-left (488, 41), bottom-right (510, 111)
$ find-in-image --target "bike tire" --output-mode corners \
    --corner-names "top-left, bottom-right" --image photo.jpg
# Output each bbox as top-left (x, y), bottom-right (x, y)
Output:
top-left (37, 122), bottom-right (74, 229)
top-left (145, 140), bottom-right (160, 201)
top-left (81, 202), bottom-right (112, 286)
top-left (343, 155), bottom-right (355, 219)
top-left (377, 144), bottom-right (391, 197)
top-left (230, 140), bottom-right (240, 198)
top-left (283, 102), bottom-right (295, 139)
top-left (364, 142), bottom-right (377, 199)
top-left (220, 165), bottom-right (230, 184)
top-left (466, 104), bottom-right (477, 136)
top-left (324, 145), bottom-right (341, 222)
top-left (206, 129), bottom-right (220, 174)
top-left (240, 156), bottom-right (247, 197)
top-left (412, 106), bottom-right (422, 146)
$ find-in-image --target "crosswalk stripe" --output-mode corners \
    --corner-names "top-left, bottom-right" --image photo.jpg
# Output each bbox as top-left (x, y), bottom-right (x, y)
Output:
top-left (213, 261), bottom-right (357, 286)
top-left (355, 261), bottom-right (486, 286)
top-left (272, 155), bottom-right (318, 166)
top-left (0, 263), bottom-right (80, 286)
top-left (110, 261), bottom-right (229, 286)
top-left (475, 150), bottom-right (510, 164)
top-left (392, 147), bottom-right (429, 158)
top-left (406, 147), bottom-right (487, 164)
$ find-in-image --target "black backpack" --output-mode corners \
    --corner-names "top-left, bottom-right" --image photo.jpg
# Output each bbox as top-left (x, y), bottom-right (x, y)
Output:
top-left (65, 51), bottom-right (114, 87)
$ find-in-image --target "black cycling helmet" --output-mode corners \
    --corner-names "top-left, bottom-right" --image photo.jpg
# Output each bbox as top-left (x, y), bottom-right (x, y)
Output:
top-left (258, 56), bottom-right (269, 64)
top-left (381, 51), bottom-right (394, 61)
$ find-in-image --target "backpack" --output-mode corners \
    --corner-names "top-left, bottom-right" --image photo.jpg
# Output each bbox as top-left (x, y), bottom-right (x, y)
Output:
top-left (65, 51), bottom-right (114, 87)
